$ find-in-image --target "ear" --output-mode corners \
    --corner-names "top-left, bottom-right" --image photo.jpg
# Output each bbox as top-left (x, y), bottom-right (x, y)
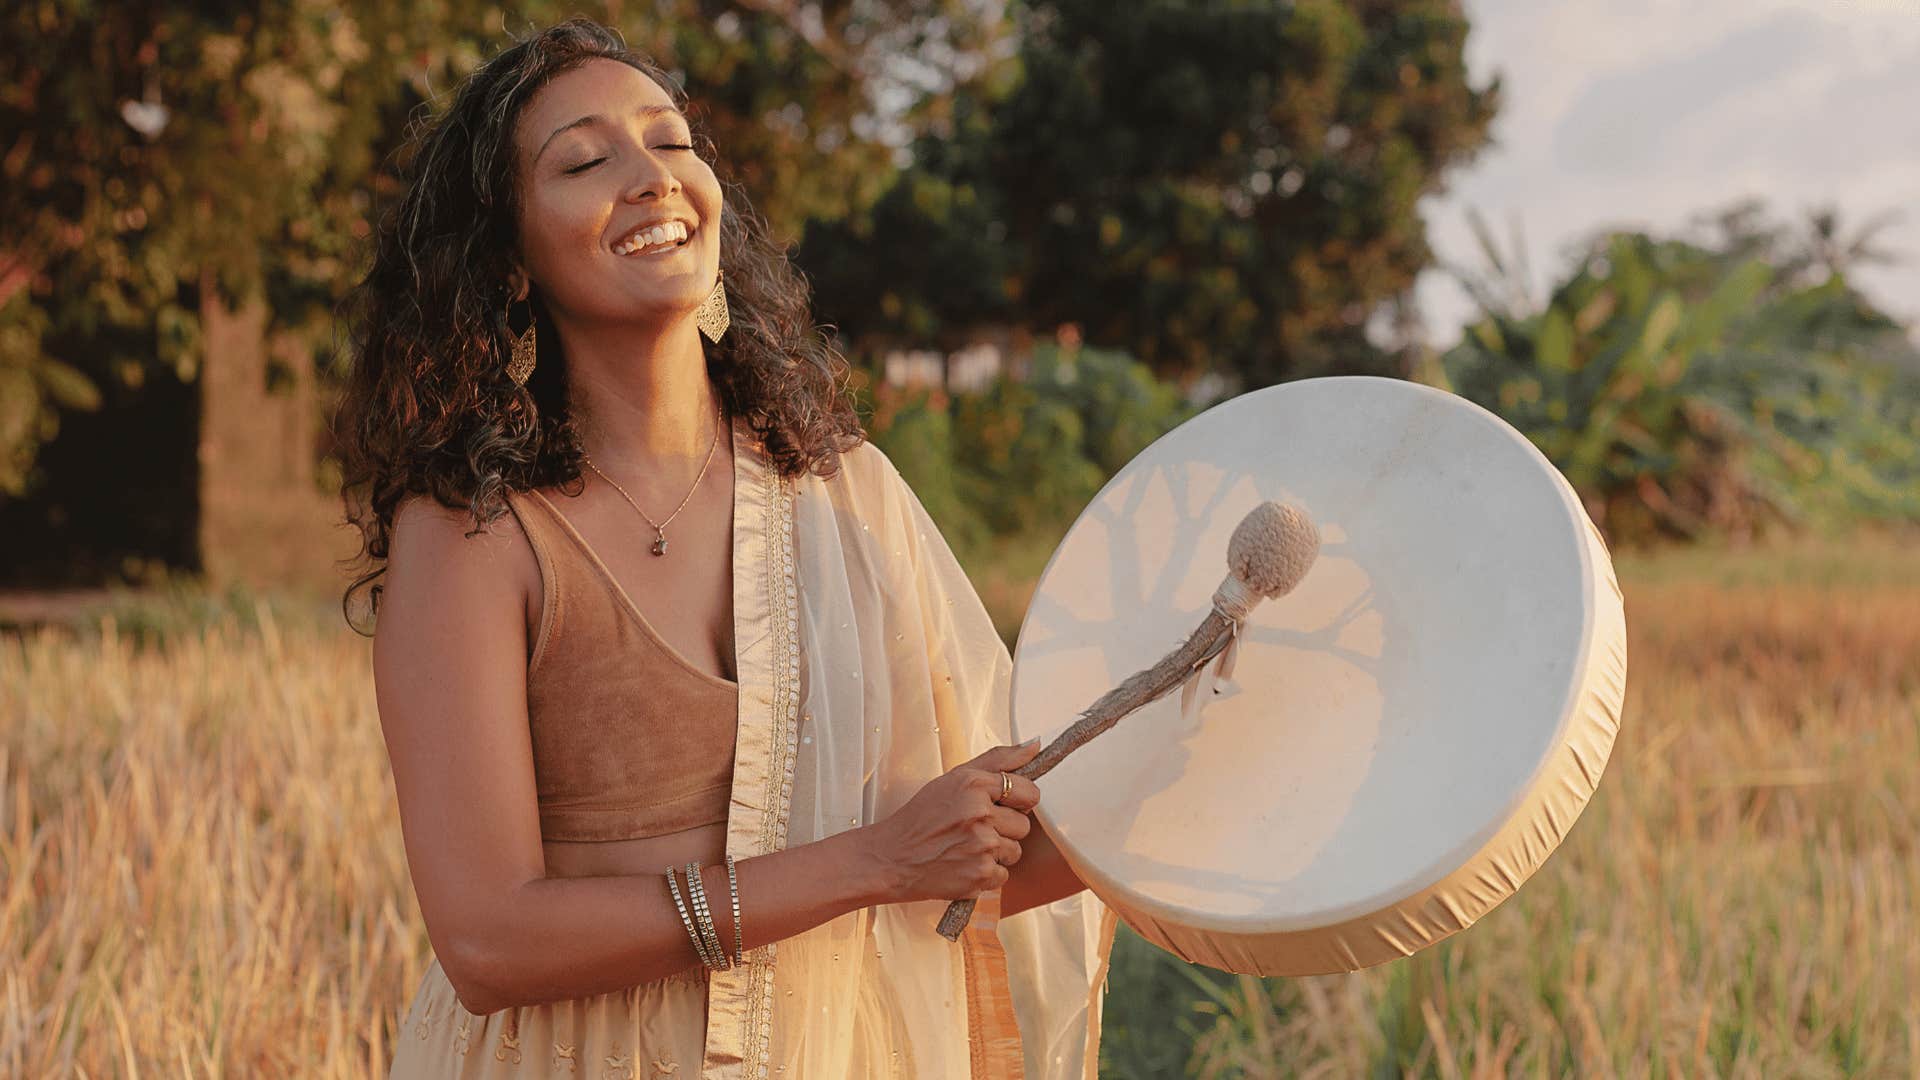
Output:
top-left (505, 263), bottom-right (531, 304)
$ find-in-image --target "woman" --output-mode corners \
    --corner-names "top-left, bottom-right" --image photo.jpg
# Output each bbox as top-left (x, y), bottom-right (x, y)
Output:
top-left (334, 17), bottom-right (1118, 1080)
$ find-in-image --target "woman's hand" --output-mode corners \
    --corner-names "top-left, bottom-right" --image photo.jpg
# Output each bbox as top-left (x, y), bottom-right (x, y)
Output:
top-left (859, 740), bottom-right (1045, 904)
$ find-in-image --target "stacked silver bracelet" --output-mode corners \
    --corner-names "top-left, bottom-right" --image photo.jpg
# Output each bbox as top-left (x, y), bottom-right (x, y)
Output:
top-left (665, 857), bottom-right (747, 972)
top-left (724, 853), bottom-right (744, 968)
top-left (684, 860), bottom-right (730, 970)
top-left (665, 866), bottom-right (721, 970)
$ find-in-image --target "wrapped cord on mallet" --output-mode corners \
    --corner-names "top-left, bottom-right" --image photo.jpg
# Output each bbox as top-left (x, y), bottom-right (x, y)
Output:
top-left (936, 500), bottom-right (1320, 941)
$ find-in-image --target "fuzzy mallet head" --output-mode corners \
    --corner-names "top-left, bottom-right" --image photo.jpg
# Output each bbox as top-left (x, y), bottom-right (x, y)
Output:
top-left (1227, 501), bottom-right (1320, 599)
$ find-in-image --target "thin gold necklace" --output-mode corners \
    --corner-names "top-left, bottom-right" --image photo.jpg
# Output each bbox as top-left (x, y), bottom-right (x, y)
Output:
top-left (582, 405), bottom-right (725, 557)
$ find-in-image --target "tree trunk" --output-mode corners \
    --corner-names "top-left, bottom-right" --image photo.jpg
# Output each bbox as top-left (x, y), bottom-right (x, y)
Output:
top-left (196, 271), bottom-right (344, 594)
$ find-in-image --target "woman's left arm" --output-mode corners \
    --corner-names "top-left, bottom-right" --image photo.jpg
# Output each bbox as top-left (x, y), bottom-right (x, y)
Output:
top-left (1002, 811), bottom-right (1087, 918)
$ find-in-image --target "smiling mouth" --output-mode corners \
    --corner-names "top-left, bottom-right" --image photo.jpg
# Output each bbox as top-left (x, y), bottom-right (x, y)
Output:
top-left (614, 222), bottom-right (694, 257)
top-left (619, 235), bottom-right (691, 258)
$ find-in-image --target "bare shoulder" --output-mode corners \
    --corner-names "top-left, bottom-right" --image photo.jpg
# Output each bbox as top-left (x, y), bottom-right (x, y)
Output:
top-left (384, 494), bottom-right (537, 606)
top-left (376, 493), bottom-right (542, 664)
top-left (389, 491), bottom-right (532, 561)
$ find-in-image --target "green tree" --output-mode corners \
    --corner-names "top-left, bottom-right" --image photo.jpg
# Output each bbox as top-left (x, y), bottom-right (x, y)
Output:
top-left (1439, 202), bottom-right (1920, 543)
top-left (803, 0), bottom-right (1499, 387)
top-left (866, 340), bottom-right (1193, 562)
top-left (1, 1), bottom-right (1002, 577)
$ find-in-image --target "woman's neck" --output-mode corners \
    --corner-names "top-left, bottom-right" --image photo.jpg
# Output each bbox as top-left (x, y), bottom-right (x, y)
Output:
top-left (564, 319), bottom-right (722, 471)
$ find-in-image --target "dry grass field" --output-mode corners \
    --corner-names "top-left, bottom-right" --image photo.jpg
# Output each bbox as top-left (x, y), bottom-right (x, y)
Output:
top-left (3, 533), bottom-right (1917, 1077)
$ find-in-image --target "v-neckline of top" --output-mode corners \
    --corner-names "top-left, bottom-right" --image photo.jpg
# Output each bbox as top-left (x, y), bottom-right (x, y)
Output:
top-left (528, 420), bottom-right (742, 692)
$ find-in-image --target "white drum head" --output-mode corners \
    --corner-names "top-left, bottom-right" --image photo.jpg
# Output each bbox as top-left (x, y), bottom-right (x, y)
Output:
top-left (1011, 376), bottom-right (1626, 975)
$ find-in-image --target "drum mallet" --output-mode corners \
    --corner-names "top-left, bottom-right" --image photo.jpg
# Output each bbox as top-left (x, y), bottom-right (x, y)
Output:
top-left (937, 500), bottom-right (1320, 940)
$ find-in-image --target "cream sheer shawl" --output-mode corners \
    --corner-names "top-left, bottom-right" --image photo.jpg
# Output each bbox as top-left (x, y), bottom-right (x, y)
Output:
top-left (698, 421), bottom-right (1119, 1080)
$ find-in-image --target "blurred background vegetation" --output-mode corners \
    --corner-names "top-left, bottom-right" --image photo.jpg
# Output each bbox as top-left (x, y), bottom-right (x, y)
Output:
top-left (3, 0), bottom-right (1912, 598)
top-left (4, 0), bottom-right (1918, 1075)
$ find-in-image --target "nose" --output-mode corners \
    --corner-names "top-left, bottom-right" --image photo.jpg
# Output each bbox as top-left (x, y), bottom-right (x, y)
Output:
top-left (621, 146), bottom-right (681, 203)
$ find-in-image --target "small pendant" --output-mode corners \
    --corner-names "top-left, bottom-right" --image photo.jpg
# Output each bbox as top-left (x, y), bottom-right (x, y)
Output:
top-left (651, 530), bottom-right (668, 556)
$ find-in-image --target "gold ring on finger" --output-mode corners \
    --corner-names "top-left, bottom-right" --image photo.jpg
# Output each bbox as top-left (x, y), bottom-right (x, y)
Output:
top-left (997, 771), bottom-right (1014, 804)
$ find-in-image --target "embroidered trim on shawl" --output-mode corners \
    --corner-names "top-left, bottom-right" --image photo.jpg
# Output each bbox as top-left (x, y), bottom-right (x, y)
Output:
top-left (741, 468), bottom-right (800, 1077)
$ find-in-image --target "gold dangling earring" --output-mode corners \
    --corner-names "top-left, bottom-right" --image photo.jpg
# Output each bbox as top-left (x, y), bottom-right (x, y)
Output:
top-left (505, 294), bottom-right (537, 385)
top-left (696, 268), bottom-right (730, 343)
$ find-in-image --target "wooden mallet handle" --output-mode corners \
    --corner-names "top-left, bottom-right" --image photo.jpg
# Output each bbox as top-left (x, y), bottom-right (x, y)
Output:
top-left (934, 501), bottom-right (1319, 941)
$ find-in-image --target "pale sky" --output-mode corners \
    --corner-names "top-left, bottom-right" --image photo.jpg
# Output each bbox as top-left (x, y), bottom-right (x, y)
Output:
top-left (1413, 0), bottom-right (1920, 345)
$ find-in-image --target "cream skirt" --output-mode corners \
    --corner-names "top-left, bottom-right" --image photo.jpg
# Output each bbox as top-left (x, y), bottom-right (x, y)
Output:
top-left (388, 956), bottom-right (710, 1079)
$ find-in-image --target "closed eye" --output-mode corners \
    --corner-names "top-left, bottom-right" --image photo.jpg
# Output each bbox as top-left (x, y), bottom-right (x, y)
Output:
top-left (565, 145), bottom-right (695, 174)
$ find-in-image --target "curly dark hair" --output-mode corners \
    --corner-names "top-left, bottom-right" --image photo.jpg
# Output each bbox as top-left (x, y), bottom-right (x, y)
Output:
top-left (332, 16), bottom-right (865, 633)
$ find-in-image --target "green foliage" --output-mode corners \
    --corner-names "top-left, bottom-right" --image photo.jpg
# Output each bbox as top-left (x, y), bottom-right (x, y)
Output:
top-left (90, 577), bottom-right (280, 651)
top-left (0, 1), bottom-right (1004, 498)
top-left (1097, 926), bottom-right (1219, 1078)
top-left (866, 342), bottom-right (1195, 564)
top-left (951, 379), bottom-right (1106, 535)
top-left (1441, 205), bottom-right (1920, 544)
top-left (865, 388), bottom-right (991, 557)
top-left (1027, 343), bottom-right (1194, 474)
top-left (0, 565), bottom-right (337, 649)
top-left (1697, 277), bottom-right (1920, 527)
top-left (804, 0), bottom-right (1499, 386)
top-left (0, 296), bottom-right (70, 496)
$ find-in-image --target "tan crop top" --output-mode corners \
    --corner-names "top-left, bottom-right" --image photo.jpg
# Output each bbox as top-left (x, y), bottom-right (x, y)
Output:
top-left (503, 487), bottom-right (739, 843)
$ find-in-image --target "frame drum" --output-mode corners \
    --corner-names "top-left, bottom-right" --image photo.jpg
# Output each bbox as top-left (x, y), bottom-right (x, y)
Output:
top-left (1010, 377), bottom-right (1626, 976)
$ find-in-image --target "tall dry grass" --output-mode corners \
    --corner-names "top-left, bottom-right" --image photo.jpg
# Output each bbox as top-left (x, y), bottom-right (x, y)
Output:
top-left (1140, 562), bottom-right (1920, 1078)
top-left (2, 608), bottom-right (412, 1076)
top-left (3, 539), bottom-right (1917, 1077)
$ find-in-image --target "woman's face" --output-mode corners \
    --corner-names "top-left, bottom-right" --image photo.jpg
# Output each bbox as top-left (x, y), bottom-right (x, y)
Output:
top-left (511, 58), bottom-right (722, 331)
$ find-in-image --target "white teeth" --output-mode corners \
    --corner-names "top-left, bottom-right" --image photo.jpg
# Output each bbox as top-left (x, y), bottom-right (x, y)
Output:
top-left (616, 220), bottom-right (690, 255)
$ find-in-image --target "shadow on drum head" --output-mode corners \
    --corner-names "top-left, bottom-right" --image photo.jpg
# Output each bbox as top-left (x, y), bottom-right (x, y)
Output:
top-left (1011, 377), bottom-right (1612, 975)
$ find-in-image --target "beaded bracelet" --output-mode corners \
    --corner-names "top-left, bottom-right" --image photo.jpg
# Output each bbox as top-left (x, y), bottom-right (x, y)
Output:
top-left (685, 861), bottom-right (731, 970)
top-left (725, 853), bottom-right (744, 967)
top-left (665, 866), bottom-right (720, 970)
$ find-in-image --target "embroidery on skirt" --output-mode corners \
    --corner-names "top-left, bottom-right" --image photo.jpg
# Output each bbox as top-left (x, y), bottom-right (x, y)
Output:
top-left (496, 1031), bottom-right (523, 1064)
top-left (602, 1041), bottom-right (635, 1080)
top-left (554, 1041), bottom-right (578, 1072)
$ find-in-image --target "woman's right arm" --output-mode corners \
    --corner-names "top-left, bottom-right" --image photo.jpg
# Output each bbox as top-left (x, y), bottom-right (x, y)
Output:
top-left (374, 497), bottom-right (1039, 1015)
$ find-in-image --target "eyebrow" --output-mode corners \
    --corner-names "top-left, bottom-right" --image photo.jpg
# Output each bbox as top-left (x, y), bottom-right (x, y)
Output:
top-left (535, 104), bottom-right (688, 165)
